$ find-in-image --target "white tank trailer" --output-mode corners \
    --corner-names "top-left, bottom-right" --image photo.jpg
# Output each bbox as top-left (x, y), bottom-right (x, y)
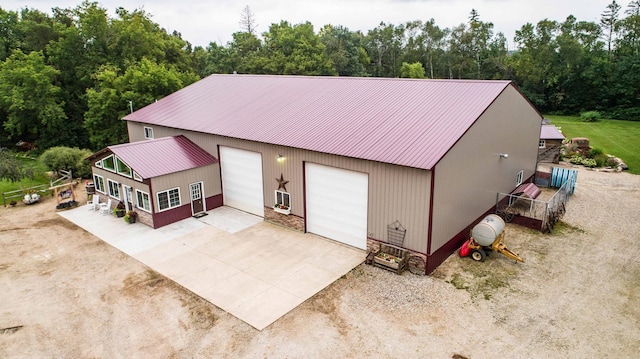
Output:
top-left (465, 214), bottom-right (524, 262)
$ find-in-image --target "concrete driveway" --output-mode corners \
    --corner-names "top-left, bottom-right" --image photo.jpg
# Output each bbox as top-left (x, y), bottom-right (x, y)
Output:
top-left (59, 206), bottom-right (365, 330)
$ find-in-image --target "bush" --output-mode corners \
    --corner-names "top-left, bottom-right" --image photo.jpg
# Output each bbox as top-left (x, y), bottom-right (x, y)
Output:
top-left (580, 111), bottom-right (601, 122)
top-left (39, 147), bottom-right (93, 179)
top-left (581, 158), bottom-right (597, 168)
top-left (569, 155), bottom-right (584, 164)
top-left (588, 147), bottom-right (603, 157)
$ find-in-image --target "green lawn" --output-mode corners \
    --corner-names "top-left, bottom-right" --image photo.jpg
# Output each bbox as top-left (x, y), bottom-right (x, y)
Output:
top-left (0, 155), bottom-right (52, 202)
top-left (545, 115), bottom-right (640, 175)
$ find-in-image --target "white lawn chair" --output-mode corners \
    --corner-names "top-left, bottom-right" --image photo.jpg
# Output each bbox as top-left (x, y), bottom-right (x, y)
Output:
top-left (99, 199), bottom-right (112, 215)
top-left (87, 194), bottom-right (100, 211)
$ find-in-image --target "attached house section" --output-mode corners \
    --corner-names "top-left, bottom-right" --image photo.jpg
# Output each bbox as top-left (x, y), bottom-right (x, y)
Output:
top-left (87, 136), bottom-right (222, 228)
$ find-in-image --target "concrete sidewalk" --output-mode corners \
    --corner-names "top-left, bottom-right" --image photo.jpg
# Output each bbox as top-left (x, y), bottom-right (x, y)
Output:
top-left (58, 206), bottom-right (365, 330)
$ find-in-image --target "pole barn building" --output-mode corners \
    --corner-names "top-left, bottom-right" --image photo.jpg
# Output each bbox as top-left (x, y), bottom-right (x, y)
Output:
top-left (91, 75), bottom-right (542, 274)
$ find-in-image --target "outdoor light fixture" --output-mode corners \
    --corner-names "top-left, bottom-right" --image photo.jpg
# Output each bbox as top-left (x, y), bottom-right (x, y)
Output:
top-left (277, 154), bottom-right (285, 162)
top-left (499, 153), bottom-right (509, 158)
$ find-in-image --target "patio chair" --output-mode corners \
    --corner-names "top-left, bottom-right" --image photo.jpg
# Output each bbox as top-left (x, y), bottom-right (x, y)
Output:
top-left (99, 199), bottom-right (112, 215)
top-left (87, 194), bottom-right (100, 211)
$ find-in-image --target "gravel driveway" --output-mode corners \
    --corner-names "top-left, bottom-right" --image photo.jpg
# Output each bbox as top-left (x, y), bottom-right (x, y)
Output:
top-left (1, 165), bottom-right (638, 358)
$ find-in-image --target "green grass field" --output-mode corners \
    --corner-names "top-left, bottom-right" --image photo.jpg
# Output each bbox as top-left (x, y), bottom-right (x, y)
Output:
top-left (545, 115), bottom-right (640, 175)
top-left (0, 155), bottom-right (52, 203)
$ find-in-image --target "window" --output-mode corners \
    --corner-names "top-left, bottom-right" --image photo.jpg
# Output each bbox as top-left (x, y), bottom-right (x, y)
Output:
top-left (136, 189), bottom-right (151, 212)
top-left (144, 126), bottom-right (154, 139)
top-left (102, 155), bottom-right (115, 172)
top-left (94, 174), bottom-right (105, 193)
top-left (516, 170), bottom-right (524, 187)
top-left (116, 157), bottom-right (132, 177)
top-left (95, 160), bottom-right (102, 168)
top-left (107, 179), bottom-right (120, 199)
top-left (157, 188), bottom-right (180, 211)
top-left (275, 190), bottom-right (290, 209)
top-left (539, 140), bottom-right (546, 149)
top-left (133, 171), bottom-right (143, 182)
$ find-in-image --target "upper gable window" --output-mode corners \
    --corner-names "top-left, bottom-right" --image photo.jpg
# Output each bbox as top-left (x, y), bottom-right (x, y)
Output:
top-left (102, 155), bottom-right (115, 172)
top-left (144, 126), bottom-right (154, 139)
top-left (116, 157), bottom-right (132, 177)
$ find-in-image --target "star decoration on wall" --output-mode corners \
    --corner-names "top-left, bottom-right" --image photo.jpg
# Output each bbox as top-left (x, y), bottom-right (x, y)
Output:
top-left (276, 173), bottom-right (289, 192)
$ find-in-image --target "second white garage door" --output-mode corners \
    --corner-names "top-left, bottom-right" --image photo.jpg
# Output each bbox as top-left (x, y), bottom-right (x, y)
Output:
top-left (219, 147), bottom-right (264, 217)
top-left (305, 163), bottom-right (368, 249)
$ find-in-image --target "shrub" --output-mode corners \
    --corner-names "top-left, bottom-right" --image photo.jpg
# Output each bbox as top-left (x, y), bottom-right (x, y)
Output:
top-left (580, 111), bottom-right (601, 122)
top-left (581, 158), bottom-right (597, 168)
top-left (569, 155), bottom-right (584, 164)
top-left (588, 147), bottom-right (604, 157)
top-left (593, 154), bottom-right (608, 167)
top-left (39, 147), bottom-right (93, 179)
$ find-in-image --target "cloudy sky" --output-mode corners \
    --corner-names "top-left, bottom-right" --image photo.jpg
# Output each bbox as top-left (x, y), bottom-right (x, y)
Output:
top-left (3, 0), bottom-right (615, 48)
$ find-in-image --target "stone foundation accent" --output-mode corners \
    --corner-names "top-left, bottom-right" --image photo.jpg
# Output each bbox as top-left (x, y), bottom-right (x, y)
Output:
top-left (264, 207), bottom-right (305, 232)
top-left (136, 210), bottom-right (153, 227)
top-left (366, 238), bottom-right (428, 275)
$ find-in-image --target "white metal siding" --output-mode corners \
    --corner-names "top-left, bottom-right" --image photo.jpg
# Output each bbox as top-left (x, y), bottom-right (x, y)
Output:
top-left (219, 147), bottom-right (264, 217)
top-left (305, 163), bottom-right (368, 249)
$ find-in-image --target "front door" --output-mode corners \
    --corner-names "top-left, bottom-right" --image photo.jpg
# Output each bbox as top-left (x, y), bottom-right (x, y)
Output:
top-left (123, 185), bottom-right (133, 212)
top-left (190, 182), bottom-right (204, 215)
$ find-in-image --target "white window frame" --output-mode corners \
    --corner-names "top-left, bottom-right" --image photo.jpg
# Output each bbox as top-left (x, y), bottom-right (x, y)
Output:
top-left (156, 187), bottom-right (181, 211)
top-left (516, 170), bottom-right (524, 187)
top-left (115, 157), bottom-right (132, 178)
top-left (102, 155), bottom-right (116, 172)
top-left (144, 126), bottom-right (154, 139)
top-left (133, 171), bottom-right (143, 182)
top-left (93, 174), bottom-right (105, 193)
top-left (107, 178), bottom-right (120, 199)
top-left (539, 140), bottom-right (546, 149)
top-left (136, 189), bottom-right (151, 213)
top-left (274, 190), bottom-right (290, 209)
top-left (94, 160), bottom-right (102, 168)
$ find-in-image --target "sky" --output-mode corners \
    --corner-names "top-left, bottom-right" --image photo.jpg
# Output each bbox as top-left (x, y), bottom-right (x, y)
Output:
top-left (3, 0), bottom-right (616, 49)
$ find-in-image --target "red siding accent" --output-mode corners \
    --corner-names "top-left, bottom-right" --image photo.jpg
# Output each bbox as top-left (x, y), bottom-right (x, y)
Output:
top-left (152, 203), bottom-right (193, 228)
top-left (206, 194), bottom-right (223, 211)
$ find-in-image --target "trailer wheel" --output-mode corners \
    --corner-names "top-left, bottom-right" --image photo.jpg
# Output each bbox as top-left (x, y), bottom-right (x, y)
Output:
top-left (470, 249), bottom-right (486, 262)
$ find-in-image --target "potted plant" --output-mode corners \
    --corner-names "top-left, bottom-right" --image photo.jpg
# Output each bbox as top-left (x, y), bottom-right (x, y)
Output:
top-left (113, 201), bottom-right (126, 217)
top-left (124, 210), bottom-right (138, 224)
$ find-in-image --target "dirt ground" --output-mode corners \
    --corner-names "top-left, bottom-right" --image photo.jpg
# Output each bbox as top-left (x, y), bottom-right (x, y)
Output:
top-left (1, 165), bottom-right (639, 358)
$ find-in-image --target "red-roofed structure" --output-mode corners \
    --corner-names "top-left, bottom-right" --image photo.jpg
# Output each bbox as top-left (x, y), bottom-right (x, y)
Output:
top-left (91, 74), bottom-right (543, 274)
top-left (539, 124), bottom-right (566, 163)
top-left (87, 136), bottom-right (221, 228)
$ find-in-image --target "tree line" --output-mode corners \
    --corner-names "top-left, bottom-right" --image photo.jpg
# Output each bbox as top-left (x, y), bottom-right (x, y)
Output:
top-left (1, 1), bottom-right (639, 153)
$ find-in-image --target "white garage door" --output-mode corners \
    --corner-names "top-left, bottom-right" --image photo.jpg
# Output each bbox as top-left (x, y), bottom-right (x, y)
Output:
top-left (305, 163), bottom-right (368, 249)
top-left (219, 147), bottom-right (264, 217)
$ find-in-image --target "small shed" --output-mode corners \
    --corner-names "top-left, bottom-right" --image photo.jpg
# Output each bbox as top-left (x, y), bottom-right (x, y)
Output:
top-left (87, 135), bottom-right (221, 228)
top-left (539, 125), bottom-right (565, 163)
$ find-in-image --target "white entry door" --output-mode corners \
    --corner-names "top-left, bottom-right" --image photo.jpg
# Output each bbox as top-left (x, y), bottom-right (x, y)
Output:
top-left (219, 147), bottom-right (264, 217)
top-left (305, 163), bottom-right (368, 249)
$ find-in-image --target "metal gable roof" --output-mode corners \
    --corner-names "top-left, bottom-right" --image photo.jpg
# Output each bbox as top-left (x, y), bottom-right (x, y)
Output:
top-left (124, 75), bottom-right (515, 170)
top-left (540, 125), bottom-right (565, 140)
top-left (107, 135), bottom-right (217, 179)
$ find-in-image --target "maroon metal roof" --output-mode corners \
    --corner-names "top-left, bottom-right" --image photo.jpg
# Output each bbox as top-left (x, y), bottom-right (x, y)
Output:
top-left (124, 75), bottom-right (514, 170)
top-left (512, 183), bottom-right (541, 199)
top-left (107, 135), bottom-right (217, 179)
top-left (540, 125), bottom-right (565, 140)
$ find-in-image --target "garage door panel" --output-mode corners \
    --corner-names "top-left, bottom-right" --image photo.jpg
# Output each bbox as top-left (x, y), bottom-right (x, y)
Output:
top-left (306, 163), bottom-right (368, 249)
top-left (220, 147), bottom-right (264, 217)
